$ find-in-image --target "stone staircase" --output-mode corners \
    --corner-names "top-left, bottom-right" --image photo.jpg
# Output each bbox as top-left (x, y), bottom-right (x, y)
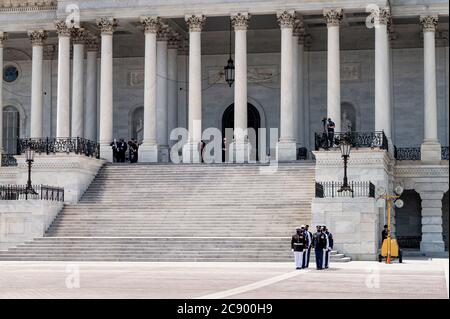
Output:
top-left (0, 163), bottom-right (350, 262)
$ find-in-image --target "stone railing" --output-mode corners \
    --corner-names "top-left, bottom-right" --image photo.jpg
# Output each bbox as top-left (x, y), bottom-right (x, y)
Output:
top-left (315, 181), bottom-right (375, 198)
top-left (17, 137), bottom-right (100, 159)
top-left (314, 131), bottom-right (388, 152)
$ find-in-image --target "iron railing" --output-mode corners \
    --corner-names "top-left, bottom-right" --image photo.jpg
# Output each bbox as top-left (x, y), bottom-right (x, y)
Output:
top-left (442, 146), bottom-right (449, 160)
top-left (315, 181), bottom-right (375, 198)
top-left (1, 154), bottom-right (18, 167)
top-left (314, 131), bottom-right (388, 152)
top-left (17, 137), bottom-right (100, 159)
top-left (0, 184), bottom-right (64, 202)
top-left (394, 146), bottom-right (421, 161)
top-left (394, 146), bottom-right (449, 161)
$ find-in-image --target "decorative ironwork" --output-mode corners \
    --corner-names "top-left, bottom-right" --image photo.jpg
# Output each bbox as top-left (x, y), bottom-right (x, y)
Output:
top-left (315, 181), bottom-right (375, 198)
top-left (394, 146), bottom-right (421, 161)
top-left (17, 137), bottom-right (100, 159)
top-left (442, 146), bottom-right (449, 160)
top-left (314, 131), bottom-right (388, 151)
top-left (1, 154), bottom-right (17, 167)
top-left (0, 184), bottom-right (64, 202)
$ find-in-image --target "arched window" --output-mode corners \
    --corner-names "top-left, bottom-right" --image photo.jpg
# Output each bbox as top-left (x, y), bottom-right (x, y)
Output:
top-left (2, 106), bottom-right (20, 154)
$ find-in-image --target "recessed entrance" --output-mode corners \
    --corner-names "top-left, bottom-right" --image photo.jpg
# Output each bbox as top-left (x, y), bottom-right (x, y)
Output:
top-left (222, 103), bottom-right (261, 162)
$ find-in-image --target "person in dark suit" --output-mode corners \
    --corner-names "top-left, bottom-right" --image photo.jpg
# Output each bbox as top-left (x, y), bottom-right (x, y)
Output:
top-left (116, 139), bottom-right (127, 162)
top-left (110, 139), bottom-right (119, 162)
top-left (326, 118), bottom-right (336, 148)
top-left (128, 139), bottom-right (139, 163)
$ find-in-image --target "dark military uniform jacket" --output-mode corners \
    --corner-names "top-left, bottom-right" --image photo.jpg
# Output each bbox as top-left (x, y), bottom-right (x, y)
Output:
top-left (291, 233), bottom-right (306, 252)
top-left (314, 232), bottom-right (328, 250)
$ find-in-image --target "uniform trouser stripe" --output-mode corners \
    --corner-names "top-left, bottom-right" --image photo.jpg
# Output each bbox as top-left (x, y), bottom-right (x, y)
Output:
top-left (322, 250), bottom-right (327, 269)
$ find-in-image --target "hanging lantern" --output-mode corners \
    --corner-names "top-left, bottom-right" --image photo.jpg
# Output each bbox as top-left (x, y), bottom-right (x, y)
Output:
top-left (224, 19), bottom-right (234, 87)
top-left (224, 57), bottom-right (235, 87)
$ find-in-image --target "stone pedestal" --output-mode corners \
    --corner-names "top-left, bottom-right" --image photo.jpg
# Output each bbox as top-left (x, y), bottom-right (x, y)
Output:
top-left (276, 141), bottom-right (297, 162)
top-left (421, 142), bottom-right (441, 163)
top-left (183, 142), bottom-right (201, 164)
top-left (140, 143), bottom-right (158, 163)
top-left (158, 145), bottom-right (170, 163)
top-left (100, 143), bottom-right (113, 163)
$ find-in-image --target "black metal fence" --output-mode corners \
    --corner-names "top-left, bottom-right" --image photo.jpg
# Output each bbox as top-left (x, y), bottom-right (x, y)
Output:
top-left (315, 131), bottom-right (388, 152)
top-left (17, 137), bottom-right (100, 159)
top-left (1, 154), bottom-right (18, 167)
top-left (394, 146), bottom-right (449, 161)
top-left (315, 181), bottom-right (375, 198)
top-left (0, 184), bottom-right (64, 202)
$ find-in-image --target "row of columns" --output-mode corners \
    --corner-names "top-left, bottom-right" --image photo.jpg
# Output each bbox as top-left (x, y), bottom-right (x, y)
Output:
top-left (0, 11), bottom-right (443, 163)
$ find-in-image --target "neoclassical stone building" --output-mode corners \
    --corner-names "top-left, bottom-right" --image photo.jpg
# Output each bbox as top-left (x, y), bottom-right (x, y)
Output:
top-left (0, 0), bottom-right (449, 258)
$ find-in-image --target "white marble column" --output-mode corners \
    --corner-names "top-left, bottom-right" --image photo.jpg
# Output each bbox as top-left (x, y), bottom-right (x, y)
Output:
top-left (293, 20), bottom-right (305, 147)
top-left (85, 37), bottom-right (99, 141)
top-left (0, 32), bottom-right (7, 154)
top-left (231, 13), bottom-right (251, 162)
top-left (71, 28), bottom-right (86, 138)
top-left (167, 32), bottom-right (179, 150)
top-left (417, 184), bottom-right (447, 254)
top-left (324, 9), bottom-right (343, 132)
top-left (139, 17), bottom-right (159, 163)
top-left (420, 16), bottom-right (441, 163)
top-left (183, 15), bottom-right (206, 163)
top-left (276, 11), bottom-right (297, 161)
top-left (373, 8), bottom-right (392, 142)
top-left (96, 17), bottom-right (117, 162)
top-left (55, 21), bottom-right (71, 138)
top-left (28, 30), bottom-right (47, 138)
top-left (156, 27), bottom-right (169, 162)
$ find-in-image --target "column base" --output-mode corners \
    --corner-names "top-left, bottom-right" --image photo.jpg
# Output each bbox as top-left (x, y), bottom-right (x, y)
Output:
top-left (276, 140), bottom-right (297, 162)
top-left (420, 240), bottom-right (445, 254)
top-left (100, 143), bottom-right (113, 162)
top-left (139, 143), bottom-right (158, 163)
top-left (158, 145), bottom-right (170, 163)
top-left (229, 141), bottom-right (251, 163)
top-left (421, 140), bottom-right (441, 163)
top-left (182, 142), bottom-right (201, 164)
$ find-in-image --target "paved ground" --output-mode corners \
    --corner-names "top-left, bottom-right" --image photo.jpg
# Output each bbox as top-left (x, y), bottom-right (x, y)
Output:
top-left (0, 258), bottom-right (448, 299)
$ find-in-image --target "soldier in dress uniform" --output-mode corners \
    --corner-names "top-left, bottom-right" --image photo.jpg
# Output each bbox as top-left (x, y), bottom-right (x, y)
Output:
top-left (303, 225), bottom-right (313, 268)
top-left (322, 226), bottom-right (334, 269)
top-left (291, 228), bottom-right (307, 270)
top-left (314, 226), bottom-right (328, 270)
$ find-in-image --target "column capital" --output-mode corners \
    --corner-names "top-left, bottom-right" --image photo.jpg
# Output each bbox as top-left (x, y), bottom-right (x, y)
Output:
top-left (293, 18), bottom-right (305, 37)
top-left (420, 15), bottom-right (438, 32)
top-left (277, 11), bottom-right (296, 29)
top-left (85, 36), bottom-right (99, 51)
top-left (28, 30), bottom-right (48, 46)
top-left (157, 25), bottom-right (171, 41)
top-left (71, 27), bottom-right (88, 45)
top-left (96, 17), bottom-right (118, 35)
top-left (168, 30), bottom-right (180, 49)
top-left (0, 31), bottom-right (7, 47)
top-left (371, 7), bottom-right (391, 26)
top-left (185, 14), bottom-right (206, 32)
top-left (140, 16), bottom-right (160, 34)
top-left (55, 20), bottom-right (72, 37)
top-left (231, 12), bottom-right (251, 31)
top-left (323, 8), bottom-right (343, 26)
top-left (177, 39), bottom-right (189, 55)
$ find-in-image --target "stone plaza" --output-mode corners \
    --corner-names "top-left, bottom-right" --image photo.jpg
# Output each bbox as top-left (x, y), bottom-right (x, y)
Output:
top-left (0, 0), bottom-right (449, 282)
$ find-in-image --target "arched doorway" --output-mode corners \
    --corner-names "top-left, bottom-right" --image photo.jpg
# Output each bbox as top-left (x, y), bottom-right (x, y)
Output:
top-left (395, 190), bottom-right (422, 249)
top-left (443, 191), bottom-right (449, 251)
top-left (2, 106), bottom-right (20, 154)
top-left (130, 106), bottom-right (144, 144)
top-left (222, 103), bottom-right (261, 161)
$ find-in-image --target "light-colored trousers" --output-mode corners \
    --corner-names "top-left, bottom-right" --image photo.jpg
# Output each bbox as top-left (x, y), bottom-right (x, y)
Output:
top-left (294, 251), bottom-right (304, 268)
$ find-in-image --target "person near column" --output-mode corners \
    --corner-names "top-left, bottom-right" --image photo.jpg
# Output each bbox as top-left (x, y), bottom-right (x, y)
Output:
top-left (291, 227), bottom-right (307, 270)
top-left (304, 224), bottom-right (313, 268)
top-left (323, 226), bottom-right (334, 269)
top-left (327, 118), bottom-right (335, 148)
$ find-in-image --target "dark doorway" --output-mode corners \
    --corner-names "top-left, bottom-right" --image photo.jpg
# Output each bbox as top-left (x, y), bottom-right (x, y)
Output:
top-left (443, 191), bottom-right (449, 251)
top-left (222, 103), bottom-right (261, 162)
top-left (395, 190), bottom-right (422, 249)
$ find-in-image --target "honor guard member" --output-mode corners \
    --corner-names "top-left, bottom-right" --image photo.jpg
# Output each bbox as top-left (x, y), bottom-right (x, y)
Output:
top-left (304, 225), bottom-right (313, 268)
top-left (291, 228), bottom-right (307, 270)
top-left (314, 226), bottom-right (328, 270)
top-left (322, 226), bottom-right (334, 269)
